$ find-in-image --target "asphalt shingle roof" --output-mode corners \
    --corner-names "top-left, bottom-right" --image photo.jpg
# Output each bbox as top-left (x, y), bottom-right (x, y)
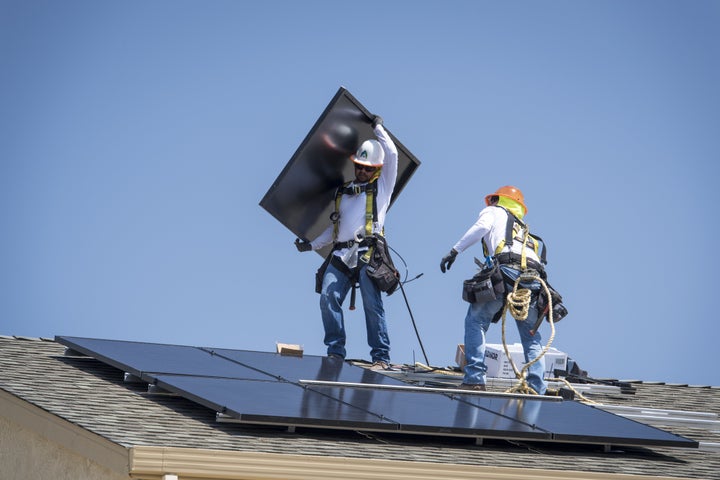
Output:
top-left (1, 336), bottom-right (718, 479)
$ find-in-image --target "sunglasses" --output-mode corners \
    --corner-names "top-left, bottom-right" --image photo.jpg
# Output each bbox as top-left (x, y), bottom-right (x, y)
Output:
top-left (355, 165), bottom-right (377, 172)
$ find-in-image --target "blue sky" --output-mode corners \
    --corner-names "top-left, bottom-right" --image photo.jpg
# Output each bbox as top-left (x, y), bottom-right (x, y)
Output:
top-left (2, 1), bottom-right (719, 386)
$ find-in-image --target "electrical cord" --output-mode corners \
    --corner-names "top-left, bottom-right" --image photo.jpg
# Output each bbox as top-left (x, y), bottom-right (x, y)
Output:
top-left (388, 245), bottom-right (429, 365)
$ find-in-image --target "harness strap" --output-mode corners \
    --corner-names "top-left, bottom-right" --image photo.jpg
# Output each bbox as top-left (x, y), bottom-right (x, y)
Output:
top-left (482, 206), bottom-right (546, 265)
top-left (339, 183), bottom-right (373, 195)
top-left (529, 233), bottom-right (547, 265)
top-left (332, 185), bottom-right (344, 241)
top-left (360, 186), bottom-right (377, 263)
top-left (334, 238), bottom-right (373, 250)
top-left (495, 252), bottom-right (545, 274)
top-left (331, 179), bottom-right (380, 264)
top-left (327, 254), bottom-right (360, 310)
top-left (365, 185), bottom-right (375, 237)
top-left (520, 222), bottom-right (529, 270)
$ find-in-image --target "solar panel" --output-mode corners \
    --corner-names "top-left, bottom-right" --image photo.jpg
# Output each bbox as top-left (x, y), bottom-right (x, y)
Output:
top-left (57, 336), bottom-right (271, 381)
top-left (154, 376), bottom-right (401, 431)
top-left (310, 385), bottom-right (551, 439)
top-left (55, 336), bottom-right (699, 449)
top-left (259, 87), bottom-right (421, 258)
top-left (58, 336), bottom-right (407, 386)
top-left (452, 392), bottom-right (693, 447)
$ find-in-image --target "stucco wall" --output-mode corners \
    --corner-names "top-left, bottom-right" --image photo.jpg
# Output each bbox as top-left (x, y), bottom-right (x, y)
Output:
top-left (0, 415), bottom-right (128, 480)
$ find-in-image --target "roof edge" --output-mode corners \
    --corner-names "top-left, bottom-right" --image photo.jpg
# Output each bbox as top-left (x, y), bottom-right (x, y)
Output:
top-left (129, 445), bottom-right (694, 480)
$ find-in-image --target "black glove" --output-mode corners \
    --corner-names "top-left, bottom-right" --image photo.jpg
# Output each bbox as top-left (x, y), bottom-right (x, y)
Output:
top-left (295, 238), bottom-right (312, 252)
top-left (371, 115), bottom-right (383, 128)
top-left (440, 249), bottom-right (458, 273)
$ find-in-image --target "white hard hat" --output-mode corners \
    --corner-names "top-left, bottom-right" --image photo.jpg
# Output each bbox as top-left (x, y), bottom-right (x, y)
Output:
top-left (353, 139), bottom-right (384, 167)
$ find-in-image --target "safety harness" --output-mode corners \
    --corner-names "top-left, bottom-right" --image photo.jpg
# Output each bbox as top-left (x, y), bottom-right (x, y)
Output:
top-left (482, 206), bottom-right (547, 270)
top-left (329, 178), bottom-right (381, 309)
top-left (332, 180), bottom-right (379, 257)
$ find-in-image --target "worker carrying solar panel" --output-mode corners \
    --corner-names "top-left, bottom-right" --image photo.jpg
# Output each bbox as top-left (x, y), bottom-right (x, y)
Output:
top-left (440, 186), bottom-right (567, 394)
top-left (294, 114), bottom-right (399, 372)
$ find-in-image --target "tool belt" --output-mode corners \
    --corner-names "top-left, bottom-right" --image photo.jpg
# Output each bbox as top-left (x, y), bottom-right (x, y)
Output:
top-left (494, 253), bottom-right (570, 326)
top-left (364, 234), bottom-right (400, 295)
top-left (314, 237), bottom-right (379, 294)
top-left (537, 281), bottom-right (569, 323)
top-left (462, 259), bottom-right (506, 304)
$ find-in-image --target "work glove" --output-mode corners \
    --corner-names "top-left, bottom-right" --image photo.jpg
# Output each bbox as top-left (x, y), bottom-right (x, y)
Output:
top-left (440, 249), bottom-right (458, 273)
top-left (295, 238), bottom-right (312, 252)
top-left (371, 115), bottom-right (383, 128)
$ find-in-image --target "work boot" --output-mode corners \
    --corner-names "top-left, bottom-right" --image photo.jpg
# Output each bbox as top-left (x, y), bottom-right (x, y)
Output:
top-left (544, 387), bottom-right (575, 400)
top-left (457, 383), bottom-right (487, 391)
top-left (370, 361), bottom-right (390, 371)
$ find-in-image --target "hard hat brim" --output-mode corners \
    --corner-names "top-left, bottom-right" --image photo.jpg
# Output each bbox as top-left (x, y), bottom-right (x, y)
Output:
top-left (352, 156), bottom-right (383, 167)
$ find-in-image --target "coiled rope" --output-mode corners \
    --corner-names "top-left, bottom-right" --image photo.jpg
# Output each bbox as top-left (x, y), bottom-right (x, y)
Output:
top-left (501, 269), bottom-right (556, 395)
top-left (502, 275), bottom-right (594, 402)
top-left (501, 224), bottom-right (556, 395)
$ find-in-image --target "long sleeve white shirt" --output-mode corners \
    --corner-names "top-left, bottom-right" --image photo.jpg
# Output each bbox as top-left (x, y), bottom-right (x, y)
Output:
top-left (452, 205), bottom-right (541, 264)
top-left (311, 124), bottom-right (398, 258)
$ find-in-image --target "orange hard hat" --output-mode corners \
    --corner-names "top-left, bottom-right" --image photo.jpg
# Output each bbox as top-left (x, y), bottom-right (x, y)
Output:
top-left (485, 185), bottom-right (527, 214)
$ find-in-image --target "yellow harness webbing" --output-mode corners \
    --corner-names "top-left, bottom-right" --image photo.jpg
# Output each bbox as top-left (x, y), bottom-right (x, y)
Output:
top-left (361, 187), bottom-right (374, 262)
top-left (332, 179), bottom-right (379, 263)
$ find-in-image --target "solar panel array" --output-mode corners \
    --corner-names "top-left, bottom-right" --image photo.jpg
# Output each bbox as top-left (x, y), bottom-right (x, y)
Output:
top-left (56, 336), bottom-right (698, 449)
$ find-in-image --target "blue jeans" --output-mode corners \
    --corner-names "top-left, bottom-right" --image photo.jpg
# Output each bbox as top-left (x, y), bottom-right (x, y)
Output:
top-left (463, 266), bottom-right (547, 394)
top-left (320, 260), bottom-right (390, 363)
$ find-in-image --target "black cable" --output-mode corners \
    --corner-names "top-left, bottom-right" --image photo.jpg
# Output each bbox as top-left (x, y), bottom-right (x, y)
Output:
top-left (388, 245), bottom-right (409, 282)
top-left (388, 244), bottom-right (429, 365)
top-left (389, 245), bottom-right (423, 285)
top-left (398, 280), bottom-right (430, 366)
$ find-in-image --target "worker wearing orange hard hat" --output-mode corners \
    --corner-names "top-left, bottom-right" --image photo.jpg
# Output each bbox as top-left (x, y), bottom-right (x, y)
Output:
top-left (485, 185), bottom-right (527, 216)
top-left (440, 185), bottom-right (548, 394)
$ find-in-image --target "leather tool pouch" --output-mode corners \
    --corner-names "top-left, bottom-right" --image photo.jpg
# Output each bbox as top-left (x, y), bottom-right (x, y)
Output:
top-left (365, 234), bottom-right (400, 295)
top-left (462, 260), bottom-right (506, 303)
top-left (537, 282), bottom-right (568, 323)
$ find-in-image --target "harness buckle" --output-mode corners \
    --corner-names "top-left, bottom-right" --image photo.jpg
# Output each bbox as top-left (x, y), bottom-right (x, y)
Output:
top-left (352, 185), bottom-right (362, 195)
top-left (519, 269), bottom-right (541, 283)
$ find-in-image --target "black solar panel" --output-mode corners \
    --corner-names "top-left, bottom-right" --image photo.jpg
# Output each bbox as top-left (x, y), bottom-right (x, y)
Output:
top-left (311, 385), bottom-right (551, 439)
top-left (56, 336), bottom-right (699, 449)
top-left (154, 376), bottom-right (401, 430)
top-left (259, 87), bottom-right (421, 258)
top-left (57, 336), bottom-right (271, 381)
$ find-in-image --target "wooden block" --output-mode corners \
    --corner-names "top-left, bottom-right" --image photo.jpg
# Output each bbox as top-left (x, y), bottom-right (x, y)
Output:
top-left (276, 343), bottom-right (303, 357)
